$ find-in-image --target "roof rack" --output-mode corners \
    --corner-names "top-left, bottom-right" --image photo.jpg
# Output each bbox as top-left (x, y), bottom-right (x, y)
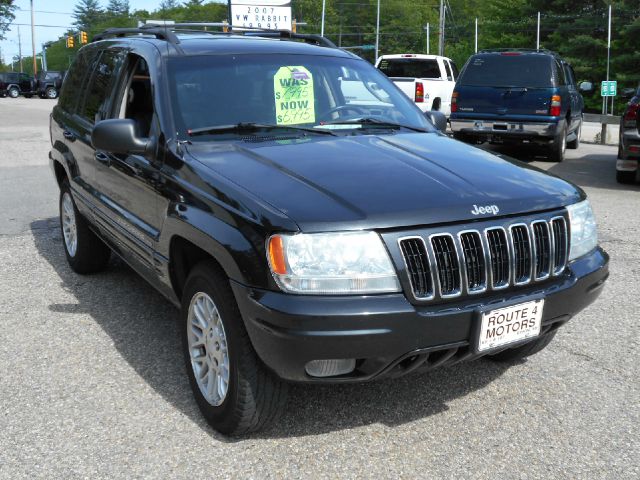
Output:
top-left (92, 25), bottom-right (180, 44)
top-left (92, 23), bottom-right (337, 49)
top-left (478, 48), bottom-right (559, 55)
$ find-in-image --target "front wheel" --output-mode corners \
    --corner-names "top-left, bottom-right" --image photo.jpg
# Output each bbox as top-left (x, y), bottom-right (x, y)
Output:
top-left (59, 180), bottom-right (111, 273)
top-left (567, 120), bottom-right (581, 149)
top-left (182, 262), bottom-right (287, 436)
top-left (8, 87), bottom-right (19, 98)
top-left (45, 87), bottom-right (58, 99)
top-left (548, 123), bottom-right (567, 162)
top-left (487, 331), bottom-right (557, 362)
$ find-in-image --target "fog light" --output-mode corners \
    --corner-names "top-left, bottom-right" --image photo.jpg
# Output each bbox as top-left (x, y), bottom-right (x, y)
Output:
top-left (305, 359), bottom-right (356, 378)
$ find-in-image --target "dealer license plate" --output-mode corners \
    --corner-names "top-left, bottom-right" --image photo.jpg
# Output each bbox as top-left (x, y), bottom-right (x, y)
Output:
top-left (477, 299), bottom-right (544, 352)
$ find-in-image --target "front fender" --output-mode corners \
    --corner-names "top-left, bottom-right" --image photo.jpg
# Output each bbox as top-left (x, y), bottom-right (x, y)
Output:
top-left (157, 206), bottom-right (276, 290)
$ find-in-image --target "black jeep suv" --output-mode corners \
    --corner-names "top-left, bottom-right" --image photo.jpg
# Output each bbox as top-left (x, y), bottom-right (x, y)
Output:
top-left (35, 70), bottom-right (65, 99)
top-left (0, 72), bottom-right (36, 98)
top-left (49, 25), bottom-right (609, 435)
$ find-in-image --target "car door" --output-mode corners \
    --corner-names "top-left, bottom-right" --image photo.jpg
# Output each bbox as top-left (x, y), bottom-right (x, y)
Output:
top-left (52, 48), bottom-right (102, 217)
top-left (88, 53), bottom-right (165, 272)
top-left (19, 73), bottom-right (32, 92)
top-left (563, 63), bottom-right (582, 132)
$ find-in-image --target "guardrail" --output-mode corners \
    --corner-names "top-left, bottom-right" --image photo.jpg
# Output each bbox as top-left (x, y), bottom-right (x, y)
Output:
top-left (584, 113), bottom-right (620, 145)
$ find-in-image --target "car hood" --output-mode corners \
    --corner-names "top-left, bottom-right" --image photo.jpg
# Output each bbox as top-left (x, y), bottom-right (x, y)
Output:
top-left (185, 132), bottom-right (582, 232)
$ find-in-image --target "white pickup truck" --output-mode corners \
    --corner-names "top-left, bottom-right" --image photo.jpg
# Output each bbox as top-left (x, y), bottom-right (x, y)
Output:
top-left (375, 54), bottom-right (458, 116)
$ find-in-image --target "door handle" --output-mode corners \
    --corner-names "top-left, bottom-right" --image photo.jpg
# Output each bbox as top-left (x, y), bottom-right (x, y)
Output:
top-left (63, 130), bottom-right (75, 140)
top-left (95, 151), bottom-right (111, 166)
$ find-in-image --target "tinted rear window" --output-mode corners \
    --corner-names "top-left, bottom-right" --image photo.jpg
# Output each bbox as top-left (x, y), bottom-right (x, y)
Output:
top-left (458, 54), bottom-right (555, 88)
top-left (378, 58), bottom-right (440, 79)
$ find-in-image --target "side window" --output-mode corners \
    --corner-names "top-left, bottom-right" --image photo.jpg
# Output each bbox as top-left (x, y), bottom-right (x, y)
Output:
top-left (58, 51), bottom-right (94, 113)
top-left (79, 49), bottom-right (126, 124)
top-left (114, 56), bottom-right (155, 138)
top-left (555, 60), bottom-right (567, 86)
top-left (443, 60), bottom-right (453, 81)
top-left (564, 64), bottom-right (576, 87)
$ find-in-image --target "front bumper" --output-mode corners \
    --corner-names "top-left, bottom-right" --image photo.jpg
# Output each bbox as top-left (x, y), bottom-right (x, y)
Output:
top-left (450, 118), bottom-right (558, 141)
top-left (233, 247), bottom-right (609, 383)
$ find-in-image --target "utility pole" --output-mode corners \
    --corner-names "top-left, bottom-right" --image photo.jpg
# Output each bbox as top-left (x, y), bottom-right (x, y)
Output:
top-left (375, 0), bottom-right (380, 61)
top-left (475, 18), bottom-right (478, 53)
top-left (423, 23), bottom-right (430, 55)
top-left (31, 0), bottom-right (37, 74)
top-left (321, 0), bottom-right (326, 37)
top-left (438, 0), bottom-right (445, 56)
top-left (17, 25), bottom-right (23, 73)
top-left (536, 12), bottom-right (540, 51)
top-left (607, 4), bottom-right (612, 115)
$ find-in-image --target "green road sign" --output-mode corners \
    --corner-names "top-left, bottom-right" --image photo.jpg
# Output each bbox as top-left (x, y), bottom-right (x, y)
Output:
top-left (601, 80), bottom-right (617, 97)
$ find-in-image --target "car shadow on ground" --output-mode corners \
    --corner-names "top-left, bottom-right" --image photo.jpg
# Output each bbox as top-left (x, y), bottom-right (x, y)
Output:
top-left (32, 218), bottom-right (512, 440)
top-left (482, 143), bottom-right (640, 192)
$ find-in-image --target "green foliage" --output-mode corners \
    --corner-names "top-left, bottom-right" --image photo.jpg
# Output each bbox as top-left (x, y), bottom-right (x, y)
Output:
top-left (73, 0), bottom-right (104, 31)
top-left (19, 0), bottom-right (636, 113)
top-left (0, 0), bottom-right (16, 41)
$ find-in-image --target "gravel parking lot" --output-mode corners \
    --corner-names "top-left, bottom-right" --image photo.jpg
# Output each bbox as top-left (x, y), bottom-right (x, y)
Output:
top-left (1, 97), bottom-right (638, 479)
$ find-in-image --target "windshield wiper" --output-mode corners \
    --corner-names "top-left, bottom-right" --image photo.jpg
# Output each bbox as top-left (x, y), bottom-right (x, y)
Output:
top-left (320, 117), bottom-right (429, 133)
top-left (188, 122), bottom-right (337, 137)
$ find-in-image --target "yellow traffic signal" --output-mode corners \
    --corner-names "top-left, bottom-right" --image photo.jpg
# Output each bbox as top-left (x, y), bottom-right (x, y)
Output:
top-left (80, 31), bottom-right (88, 44)
top-left (66, 35), bottom-right (74, 48)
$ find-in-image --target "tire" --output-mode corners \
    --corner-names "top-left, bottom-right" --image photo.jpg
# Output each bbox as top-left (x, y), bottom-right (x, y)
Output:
top-left (548, 122), bottom-right (567, 162)
top-left (59, 180), bottom-right (111, 274)
top-left (8, 87), bottom-right (19, 98)
top-left (181, 261), bottom-right (287, 436)
top-left (45, 87), bottom-right (58, 99)
top-left (616, 170), bottom-right (636, 184)
top-left (487, 331), bottom-right (557, 362)
top-left (567, 119), bottom-right (581, 149)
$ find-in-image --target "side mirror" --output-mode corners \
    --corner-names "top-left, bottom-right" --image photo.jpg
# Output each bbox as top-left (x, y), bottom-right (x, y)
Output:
top-left (426, 110), bottom-right (447, 132)
top-left (91, 119), bottom-right (151, 155)
top-left (578, 81), bottom-right (593, 93)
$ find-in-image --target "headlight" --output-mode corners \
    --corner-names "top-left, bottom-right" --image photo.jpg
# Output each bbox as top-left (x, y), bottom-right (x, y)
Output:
top-left (567, 200), bottom-right (598, 261)
top-left (267, 231), bottom-right (401, 294)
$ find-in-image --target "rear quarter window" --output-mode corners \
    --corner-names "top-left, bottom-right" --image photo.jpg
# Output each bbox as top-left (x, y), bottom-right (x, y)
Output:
top-left (458, 54), bottom-right (555, 88)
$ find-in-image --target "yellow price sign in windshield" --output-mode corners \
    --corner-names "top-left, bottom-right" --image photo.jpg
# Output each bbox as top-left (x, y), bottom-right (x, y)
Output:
top-left (274, 66), bottom-right (315, 125)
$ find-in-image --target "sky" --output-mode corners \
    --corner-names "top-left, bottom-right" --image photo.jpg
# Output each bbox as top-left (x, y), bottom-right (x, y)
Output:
top-left (0, 0), bottom-right (201, 65)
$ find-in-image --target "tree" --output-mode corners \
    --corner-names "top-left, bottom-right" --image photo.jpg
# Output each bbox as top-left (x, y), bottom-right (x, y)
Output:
top-left (73, 0), bottom-right (104, 31)
top-left (0, 0), bottom-right (17, 41)
top-left (183, 0), bottom-right (204, 6)
top-left (106, 0), bottom-right (130, 17)
top-left (160, 0), bottom-right (180, 9)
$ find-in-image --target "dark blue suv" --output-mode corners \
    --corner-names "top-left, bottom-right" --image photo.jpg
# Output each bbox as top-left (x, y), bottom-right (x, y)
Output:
top-left (450, 49), bottom-right (590, 162)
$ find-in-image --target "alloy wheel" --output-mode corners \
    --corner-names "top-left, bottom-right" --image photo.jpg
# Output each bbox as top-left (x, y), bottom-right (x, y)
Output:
top-left (61, 192), bottom-right (78, 257)
top-left (187, 292), bottom-right (230, 406)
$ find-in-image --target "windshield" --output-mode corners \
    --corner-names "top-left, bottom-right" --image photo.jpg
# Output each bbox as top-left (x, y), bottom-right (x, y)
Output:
top-left (458, 54), bottom-right (555, 88)
top-left (168, 54), bottom-right (432, 140)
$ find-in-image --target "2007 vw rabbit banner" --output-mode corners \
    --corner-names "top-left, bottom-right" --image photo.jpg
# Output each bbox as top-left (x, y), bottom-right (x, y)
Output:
top-left (230, 0), bottom-right (292, 31)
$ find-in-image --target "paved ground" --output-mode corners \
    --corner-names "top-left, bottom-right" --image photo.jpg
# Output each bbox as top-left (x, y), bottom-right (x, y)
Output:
top-left (1, 97), bottom-right (638, 479)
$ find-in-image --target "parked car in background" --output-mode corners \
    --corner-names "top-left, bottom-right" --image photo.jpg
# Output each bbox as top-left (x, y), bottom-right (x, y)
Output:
top-left (375, 54), bottom-right (458, 115)
top-left (450, 49), bottom-right (591, 162)
top-left (616, 85), bottom-right (640, 184)
top-left (35, 70), bottom-right (66, 99)
top-left (0, 72), bottom-right (36, 98)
